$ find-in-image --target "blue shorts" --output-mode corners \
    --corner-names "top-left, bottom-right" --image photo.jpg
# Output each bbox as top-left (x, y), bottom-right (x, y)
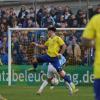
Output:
top-left (36, 54), bottom-right (62, 72)
top-left (94, 79), bottom-right (100, 100)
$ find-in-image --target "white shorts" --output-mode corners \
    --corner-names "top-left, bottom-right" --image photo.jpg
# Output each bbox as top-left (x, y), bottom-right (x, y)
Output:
top-left (47, 63), bottom-right (59, 78)
top-left (47, 55), bottom-right (66, 78)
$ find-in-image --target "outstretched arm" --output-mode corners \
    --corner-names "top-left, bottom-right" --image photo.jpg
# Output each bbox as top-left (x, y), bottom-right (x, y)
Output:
top-left (82, 38), bottom-right (95, 48)
top-left (32, 42), bottom-right (47, 49)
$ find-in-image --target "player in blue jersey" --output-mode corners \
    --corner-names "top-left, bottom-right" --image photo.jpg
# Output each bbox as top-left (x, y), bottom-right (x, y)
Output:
top-left (37, 55), bottom-right (67, 95)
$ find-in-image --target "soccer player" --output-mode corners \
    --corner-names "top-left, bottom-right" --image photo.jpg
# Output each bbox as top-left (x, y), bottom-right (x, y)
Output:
top-left (37, 54), bottom-right (66, 94)
top-left (32, 26), bottom-right (78, 95)
top-left (82, 14), bottom-right (100, 100)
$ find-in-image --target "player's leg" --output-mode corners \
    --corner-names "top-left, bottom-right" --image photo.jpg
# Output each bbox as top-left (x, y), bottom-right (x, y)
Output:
top-left (94, 79), bottom-right (100, 100)
top-left (51, 57), bottom-right (78, 95)
top-left (47, 63), bottom-right (59, 88)
top-left (32, 54), bottom-right (50, 67)
top-left (37, 78), bottom-right (55, 95)
top-left (37, 63), bottom-right (56, 94)
top-left (28, 62), bottom-right (38, 72)
top-left (28, 55), bottom-right (49, 72)
top-left (37, 80), bottom-right (48, 95)
top-left (58, 70), bottom-right (78, 95)
top-left (27, 55), bottom-right (38, 71)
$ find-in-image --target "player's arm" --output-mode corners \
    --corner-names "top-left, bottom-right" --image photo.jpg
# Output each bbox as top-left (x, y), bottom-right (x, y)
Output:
top-left (59, 44), bottom-right (66, 55)
top-left (32, 42), bottom-right (47, 49)
top-left (58, 37), bottom-right (66, 55)
top-left (82, 15), bottom-right (96, 47)
top-left (82, 38), bottom-right (95, 48)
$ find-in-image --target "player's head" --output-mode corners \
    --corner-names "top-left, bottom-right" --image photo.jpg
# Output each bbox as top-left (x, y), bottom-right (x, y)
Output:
top-left (57, 32), bottom-right (64, 40)
top-left (48, 25), bottom-right (56, 37)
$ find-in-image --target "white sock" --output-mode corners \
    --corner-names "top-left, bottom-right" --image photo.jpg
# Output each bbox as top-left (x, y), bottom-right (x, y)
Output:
top-left (38, 80), bottom-right (48, 93)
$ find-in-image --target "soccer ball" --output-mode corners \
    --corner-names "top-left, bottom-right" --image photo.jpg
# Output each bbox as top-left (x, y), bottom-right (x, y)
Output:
top-left (51, 78), bottom-right (59, 85)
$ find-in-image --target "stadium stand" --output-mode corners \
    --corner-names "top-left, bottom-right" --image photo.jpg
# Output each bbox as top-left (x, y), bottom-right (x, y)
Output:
top-left (0, 3), bottom-right (99, 65)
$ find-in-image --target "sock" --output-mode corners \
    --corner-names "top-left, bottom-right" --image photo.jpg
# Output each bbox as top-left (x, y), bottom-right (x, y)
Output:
top-left (65, 81), bottom-right (73, 95)
top-left (63, 75), bottom-right (71, 84)
top-left (65, 81), bottom-right (76, 93)
top-left (70, 82), bottom-right (75, 89)
top-left (38, 80), bottom-right (48, 93)
top-left (33, 63), bottom-right (38, 69)
top-left (64, 75), bottom-right (75, 94)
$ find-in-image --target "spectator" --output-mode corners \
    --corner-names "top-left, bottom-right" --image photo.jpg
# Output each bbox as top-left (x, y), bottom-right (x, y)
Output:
top-left (41, 12), bottom-right (55, 27)
top-left (28, 7), bottom-right (35, 21)
top-left (54, 6), bottom-right (64, 24)
top-left (64, 11), bottom-right (71, 21)
top-left (94, 4), bottom-right (100, 14)
top-left (18, 5), bottom-right (28, 19)
top-left (68, 15), bottom-right (78, 27)
top-left (37, 7), bottom-right (45, 27)
top-left (0, 48), bottom-right (8, 64)
top-left (67, 36), bottom-right (81, 65)
top-left (88, 6), bottom-right (94, 19)
top-left (0, 4), bottom-right (98, 65)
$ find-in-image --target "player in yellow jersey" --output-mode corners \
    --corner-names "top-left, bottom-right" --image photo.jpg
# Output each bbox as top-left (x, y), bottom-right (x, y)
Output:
top-left (82, 14), bottom-right (100, 100)
top-left (32, 26), bottom-right (78, 95)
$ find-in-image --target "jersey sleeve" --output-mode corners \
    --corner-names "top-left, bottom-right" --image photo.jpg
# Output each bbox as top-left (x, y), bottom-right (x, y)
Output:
top-left (44, 40), bottom-right (49, 46)
top-left (82, 16), bottom-right (96, 39)
top-left (57, 37), bottom-right (65, 46)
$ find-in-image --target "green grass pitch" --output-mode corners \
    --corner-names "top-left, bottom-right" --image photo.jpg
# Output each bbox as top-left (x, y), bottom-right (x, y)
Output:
top-left (0, 86), bottom-right (94, 100)
top-left (0, 65), bottom-right (94, 100)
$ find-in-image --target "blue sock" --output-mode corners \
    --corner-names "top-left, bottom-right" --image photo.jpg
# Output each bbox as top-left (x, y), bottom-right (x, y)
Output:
top-left (63, 75), bottom-right (71, 84)
top-left (33, 63), bottom-right (38, 69)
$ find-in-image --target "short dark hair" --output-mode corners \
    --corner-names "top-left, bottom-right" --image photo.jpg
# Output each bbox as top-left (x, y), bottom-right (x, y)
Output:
top-left (48, 26), bottom-right (56, 32)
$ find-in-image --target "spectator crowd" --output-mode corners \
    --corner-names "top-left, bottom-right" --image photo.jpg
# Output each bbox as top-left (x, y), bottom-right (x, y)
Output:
top-left (0, 4), bottom-right (100, 65)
